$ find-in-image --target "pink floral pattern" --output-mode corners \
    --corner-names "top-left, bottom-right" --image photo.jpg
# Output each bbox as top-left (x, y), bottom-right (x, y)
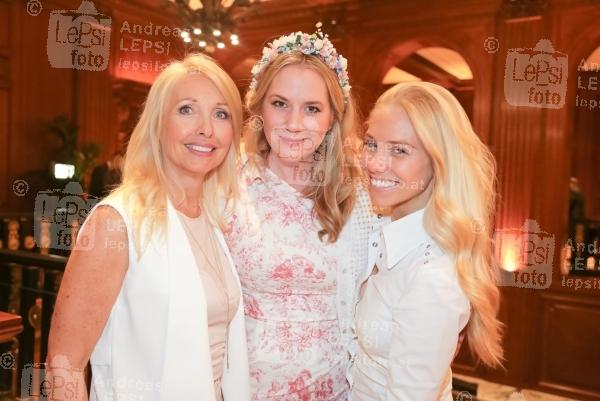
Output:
top-left (225, 163), bottom-right (349, 400)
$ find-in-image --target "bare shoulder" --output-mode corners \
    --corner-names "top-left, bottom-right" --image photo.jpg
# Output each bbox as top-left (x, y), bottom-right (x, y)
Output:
top-left (57, 204), bottom-right (129, 309)
top-left (74, 205), bottom-right (128, 253)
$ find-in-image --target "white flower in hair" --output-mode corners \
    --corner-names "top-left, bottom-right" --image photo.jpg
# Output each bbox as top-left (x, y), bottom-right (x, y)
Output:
top-left (340, 57), bottom-right (348, 70)
top-left (249, 28), bottom-right (352, 99)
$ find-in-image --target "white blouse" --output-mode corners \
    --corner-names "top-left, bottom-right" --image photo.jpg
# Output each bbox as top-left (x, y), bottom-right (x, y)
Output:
top-left (350, 208), bottom-right (470, 401)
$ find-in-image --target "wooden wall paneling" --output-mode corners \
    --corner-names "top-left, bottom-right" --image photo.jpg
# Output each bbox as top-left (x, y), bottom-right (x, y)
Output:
top-left (74, 68), bottom-right (118, 189)
top-left (558, 2), bottom-right (600, 231)
top-left (71, 0), bottom-right (117, 165)
top-left (486, 10), bottom-right (548, 387)
top-left (7, 0), bottom-right (79, 212)
top-left (537, 292), bottom-right (600, 400)
top-left (0, 0), bottom-right (9, 50)
top-left (0, 88), bottom-right (8, 210)
top-left (0, 0), bottom-right (11, 210)
top-left (346, 0), bottom-right (499, 35)
top-left (529, 7), bottom-right (600, 399)
top-left (541, 6), bottom-right (578, 298)
top-left (541, 1), bottom-right (600, 301)
top-left (572, 71), bottom-right (600, 221)
top-left (448, 20), bottom-right (496, 145)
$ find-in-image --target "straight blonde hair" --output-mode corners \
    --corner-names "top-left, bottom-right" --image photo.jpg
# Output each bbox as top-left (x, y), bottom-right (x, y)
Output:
top-left (244, 51), bottom-right (362, 242)
top-left (108, 54), bottom-right (242, 258)
top-left (372, 81), bottom-right (503, 367)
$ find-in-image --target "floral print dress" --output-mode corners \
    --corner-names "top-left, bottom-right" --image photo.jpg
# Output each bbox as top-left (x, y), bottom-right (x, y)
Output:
top-left (225, 160), bottom-right (352, 401)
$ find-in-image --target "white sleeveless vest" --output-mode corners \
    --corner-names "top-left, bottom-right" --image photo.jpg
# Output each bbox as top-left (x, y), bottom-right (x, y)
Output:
top-left (87, 195), bottom-right (250, 401)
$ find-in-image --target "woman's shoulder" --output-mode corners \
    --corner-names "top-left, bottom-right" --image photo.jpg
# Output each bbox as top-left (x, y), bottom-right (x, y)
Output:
top-left (410, 246), bottom-right (468, 301)
top-left (75, 203), bottom-right (129, 256)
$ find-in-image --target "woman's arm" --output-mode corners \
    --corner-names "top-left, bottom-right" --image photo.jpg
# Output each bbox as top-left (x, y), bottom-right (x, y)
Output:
top-left (46, 206), bottom-right (129, 400)
top-left (386, 266), bottom-right (469, 401)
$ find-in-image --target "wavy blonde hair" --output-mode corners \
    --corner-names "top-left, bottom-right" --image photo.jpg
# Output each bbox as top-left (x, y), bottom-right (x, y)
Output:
top-left (373, 81), bottom-right (503, 367)
top-left (108, 54), bottom-right (242, 258)
top-left (244, 51), bottom-right (362, 242)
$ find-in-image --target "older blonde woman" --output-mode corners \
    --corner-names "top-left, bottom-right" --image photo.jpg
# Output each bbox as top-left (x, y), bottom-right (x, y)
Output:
top-left (352, 81), bottom-right (503, 401)
top-left (47, 54), bottom-right (250, 401)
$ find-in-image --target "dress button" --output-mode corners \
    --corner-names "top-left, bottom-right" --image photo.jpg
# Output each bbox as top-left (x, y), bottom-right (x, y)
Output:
top-left (425, 252), bottom-right (430, 256)
top-left (377, 214), bottom-right (383, 219)
top-left (372, 242), bottom-right (378, 247)
top-left (424, 260), bottom-right (429, 264)
top-left (341, 301), bottom-right (347, 306)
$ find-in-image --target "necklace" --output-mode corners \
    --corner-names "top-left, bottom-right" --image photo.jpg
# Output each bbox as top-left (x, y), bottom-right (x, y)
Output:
top-left (179, 212), bottom-right (232, 370)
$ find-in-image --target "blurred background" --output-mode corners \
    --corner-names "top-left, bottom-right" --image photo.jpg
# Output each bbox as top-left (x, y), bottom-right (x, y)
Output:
top-left (0, 0), bottom-right (599, 400)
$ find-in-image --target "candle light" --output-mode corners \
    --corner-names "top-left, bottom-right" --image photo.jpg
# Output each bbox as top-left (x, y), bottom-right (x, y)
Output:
top-left (586, 256), bottom-right (596, 270)
top-left (503, 245), bottom-right (517, 272)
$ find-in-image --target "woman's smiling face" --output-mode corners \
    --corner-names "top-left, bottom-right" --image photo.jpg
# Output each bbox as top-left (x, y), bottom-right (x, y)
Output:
top-left (261, 63), bottom-right (333, 164)
top-left (362, 104), bottom-right (434, 219)
top-left (161, 72), bottom-right (234, 180)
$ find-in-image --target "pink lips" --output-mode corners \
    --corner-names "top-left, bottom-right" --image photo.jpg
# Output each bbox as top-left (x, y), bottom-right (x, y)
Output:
top-left (278, 136), bottom-right (307, 146)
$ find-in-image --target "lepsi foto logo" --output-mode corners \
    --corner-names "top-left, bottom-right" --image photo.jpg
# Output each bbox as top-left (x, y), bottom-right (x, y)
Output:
top-left (47, 0), bottom-right (112, 71)
top-left (504, 39), bottom-right (568, 109)
top-left (495, 219), bottom-right (555, 289)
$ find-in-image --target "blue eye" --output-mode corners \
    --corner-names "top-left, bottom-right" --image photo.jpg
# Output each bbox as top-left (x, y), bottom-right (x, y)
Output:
top-left (363, 138), bottom-right (377, 151)
top-left (215, 109), bottom-right (230, 120)
top-left (178, 104), bottom-right (193, 114)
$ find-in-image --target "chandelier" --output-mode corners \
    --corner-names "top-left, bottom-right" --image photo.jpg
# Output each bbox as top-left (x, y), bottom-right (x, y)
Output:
top-left (172, 0), bottom-right (257, 53)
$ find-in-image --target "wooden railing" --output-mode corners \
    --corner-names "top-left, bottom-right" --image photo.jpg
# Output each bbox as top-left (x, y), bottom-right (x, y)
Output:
top-left (0, 248), bottom-right (67, 399)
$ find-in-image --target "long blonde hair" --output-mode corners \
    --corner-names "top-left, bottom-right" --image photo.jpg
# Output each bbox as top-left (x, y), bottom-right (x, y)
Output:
top-left (244, 51), bottom-right (362, 242)
top-left (109, 54), bottom-right (242, 257)
top-left (373, 81), bottom-right (503, 367)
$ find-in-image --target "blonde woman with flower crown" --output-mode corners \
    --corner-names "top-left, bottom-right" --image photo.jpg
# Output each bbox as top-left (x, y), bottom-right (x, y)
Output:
top-left (47, 54), bottom-right (250, 401)
top-left (351, 81), bottom-right (503, 401)
top-left (224, 31), bottom-right (373, 400)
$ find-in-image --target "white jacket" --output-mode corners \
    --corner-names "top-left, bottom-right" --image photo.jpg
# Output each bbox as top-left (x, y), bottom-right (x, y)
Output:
top-left (88, 195), bottom-right (250, 401)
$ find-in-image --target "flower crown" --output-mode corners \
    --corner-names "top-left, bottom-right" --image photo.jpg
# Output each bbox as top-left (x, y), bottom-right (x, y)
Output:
top-left (249, 29), bottom-right (351, 98)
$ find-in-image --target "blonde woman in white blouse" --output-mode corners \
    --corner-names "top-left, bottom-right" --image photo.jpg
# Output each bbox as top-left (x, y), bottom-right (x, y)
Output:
top-left (351, 81), bottom-right (503, 401)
